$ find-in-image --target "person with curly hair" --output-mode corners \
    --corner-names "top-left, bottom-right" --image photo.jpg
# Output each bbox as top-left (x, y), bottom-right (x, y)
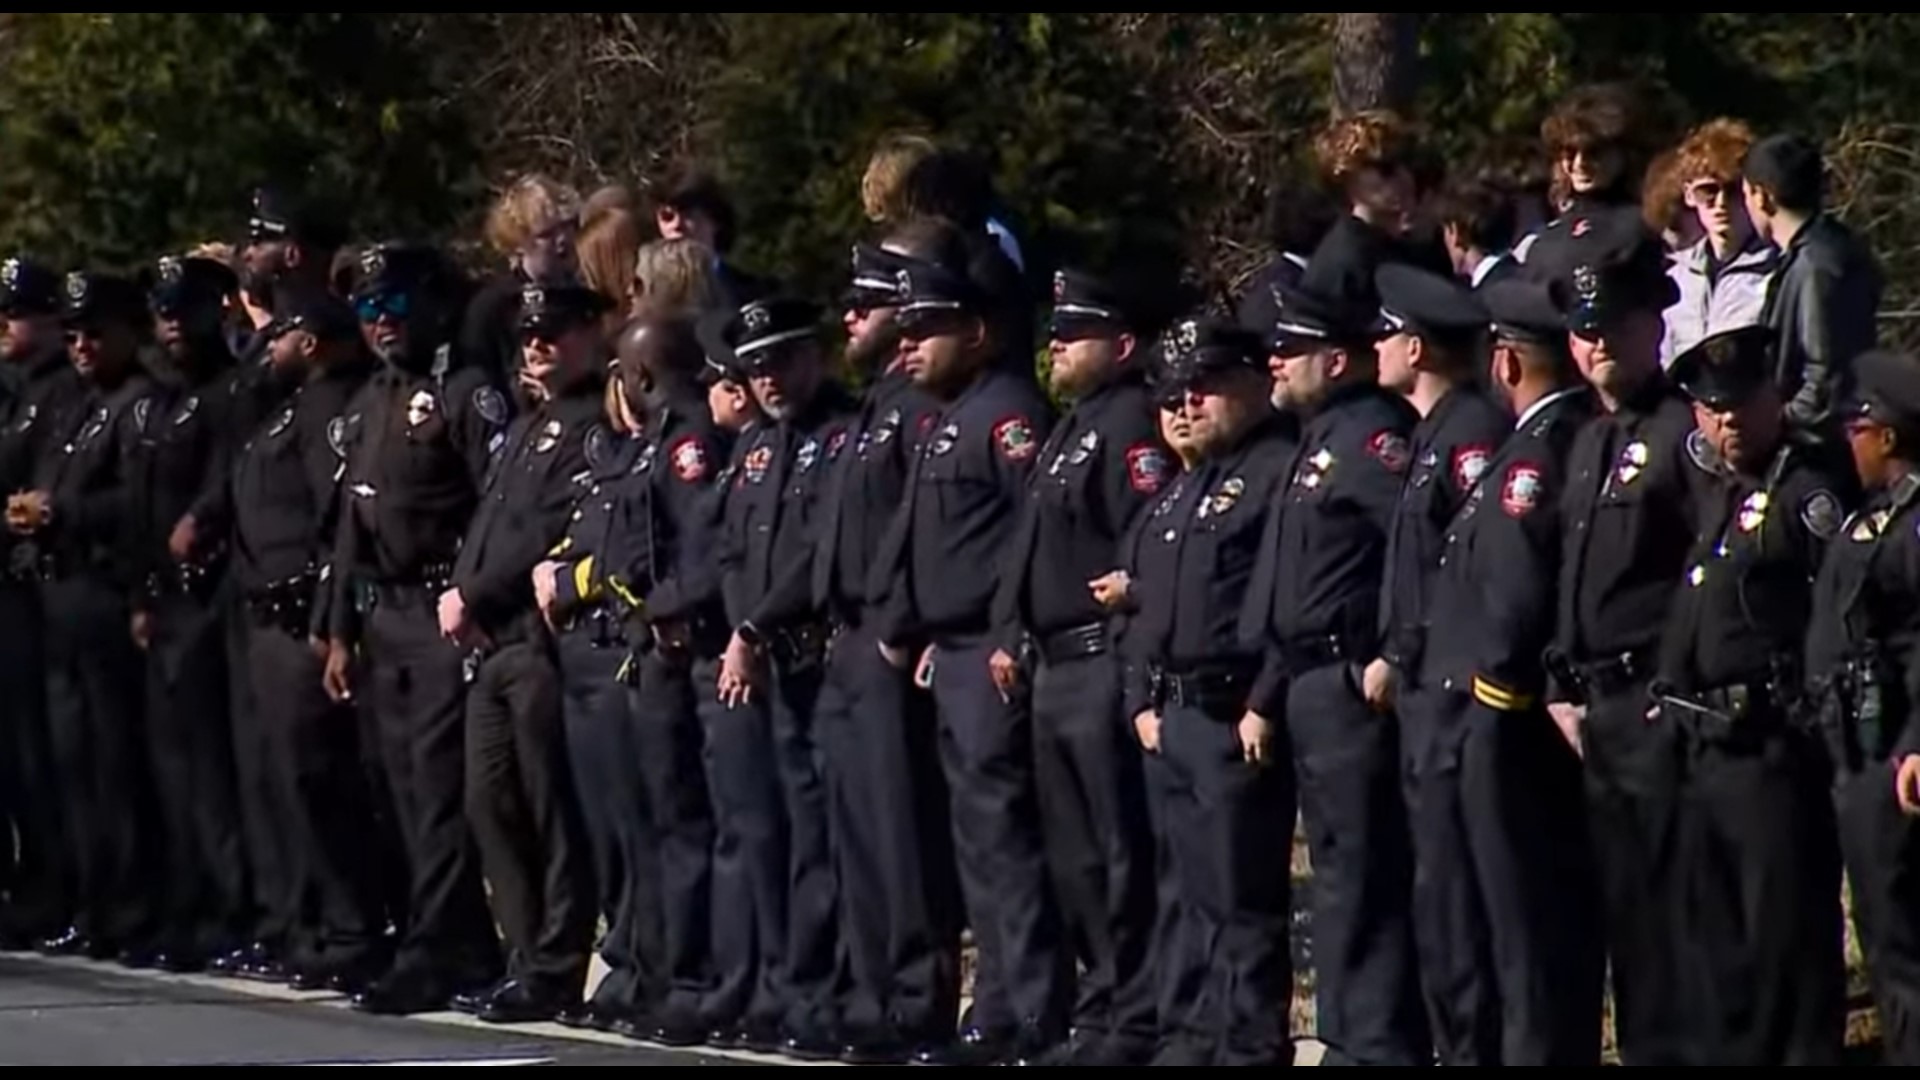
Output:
top-left (462, 175), bottom-right (583, 383)
top-left (1659, 120), bottom-right (1779, 364)
top-left (1518, 83), bottom-right (1666, 271)
top-left (1301, 109), bottom-right (1453, 310)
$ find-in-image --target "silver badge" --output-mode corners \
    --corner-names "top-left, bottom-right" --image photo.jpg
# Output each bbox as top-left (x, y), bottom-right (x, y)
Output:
top-left (535, 419), bottom-right (563, 454)
top-left (270, 406), bottom-right (296, 439)
top-left (407, 390), bottom-right (436, 428)
top-left (744, 304), bottom-right (773, 334)
top-left (173, 395), bottom-right (200, 426)
top-left (797, 437), bottom-right (820, 474)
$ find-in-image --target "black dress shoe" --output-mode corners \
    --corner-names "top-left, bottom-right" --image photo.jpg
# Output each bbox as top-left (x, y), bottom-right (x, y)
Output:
top-left (154, 951), bottom-right (208, 975)
top-left (841, 1034), bottom-right (912, 1066)
top-left (782, 1029), bottom-right (842, 1062)
top-left (38, 928), bottom-right (87, 957)
top-left (477, 981), bottom-right (570, 1026)
top-left (739, 1025), bottom-right (784, 1055)
top-left (1003, 1023), bottom-right (1067, 1066)
top-left (208, 948), bottom-right (250, 975)
top-left (914, 1027), bottom-right (1011, 1067)
top-left (705, 1028), bottom-right (747, 1052)
top-left (450, 984), bottom-right (498, 1016)
top-left (351, 976), bottom-right (453, 1017)
top-left (556, 1002), bottom-right (601, 1030)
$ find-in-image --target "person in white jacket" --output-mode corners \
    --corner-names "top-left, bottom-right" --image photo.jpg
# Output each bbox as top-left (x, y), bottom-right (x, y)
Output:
top-left (1660, 119), bottom-right (1778, 366)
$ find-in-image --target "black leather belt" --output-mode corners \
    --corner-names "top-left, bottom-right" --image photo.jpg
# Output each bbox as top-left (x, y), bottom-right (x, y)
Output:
top-left (148, 560), bottom-right (223, 603)
top-left (1279, 634), bottom-right (1356, 674)
top-left (1037, 622), bottom-right (1108, 666)
top-left (1657, 680), bottom-right (1787, 746)
top-left (364, 563), bottom-right (455, 611)
top-left (1573, 650), bottom-right (1657, 698)
top-left (561, 605), bottom-right (628, 649)
top-left (246, 575), bottom-right (316, 638)
top-left (771, 622), bottom-right (832, 669)
top-left (1151, 664), bottom-right (1256, 718)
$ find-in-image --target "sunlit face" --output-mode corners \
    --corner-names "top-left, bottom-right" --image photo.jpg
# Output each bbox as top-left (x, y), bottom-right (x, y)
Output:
top-left (708, 376), bottom-right (755, 432)
top-left (1048, 333), bottom-right (1124, 400)
top-left (1570, 309), bottom-right (1663, 399)
top-left (1686, 175), bottom-right (1750, 247)
top-left (521, 318), bottom-right (602, 395)
top-left (1177, 369), bottom-right (1268, 456)
top-left (899, 311), bottom-right (986, 397)
top-left (1845, 417), bottom-right (1899, 492)
top-left (519, 217), bottom-right (579, 285)
top-left (66, 320), bottom-right (138, 382)
top-left (1693, 385), bottom-right (1781, 474)
top-left (746, 343), bottom-right (824, 422)
top-left (1271, 346), bottom-right (1340, 411)
top-left (1351, 164), bottom-right (1417, 236)
top-left (3, 314), bottom-right (57, 363)
top-left (1377, 331), bottom-right (1419, 395)
top-left (1561, 144), bottom-right (1626, 196)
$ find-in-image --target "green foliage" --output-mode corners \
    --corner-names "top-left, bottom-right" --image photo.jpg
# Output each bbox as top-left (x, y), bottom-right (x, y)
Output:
top-left (0, 13), bottom-right (475, 270)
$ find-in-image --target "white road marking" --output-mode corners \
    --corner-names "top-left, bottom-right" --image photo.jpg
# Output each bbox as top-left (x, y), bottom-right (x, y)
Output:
top-left (296, 1058), bottom-right (553, 1065)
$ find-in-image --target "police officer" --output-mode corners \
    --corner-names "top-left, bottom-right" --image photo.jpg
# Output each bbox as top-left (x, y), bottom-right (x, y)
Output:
top-left (446, 284), bottom-right (607, 1024)
top-left (230, 296), bottom-right (387, 993)
top-left (987, 269), bottom-right (1170, 1066)
top-left (1544, 214), bottom-right (1699, 1067)
top-left (1413, 278), bottom-right (1602, 1065)
top-left (0, 257), bottom-right (80, 949)
top-left (534, 317), bottom-right (715, 1034)
top-left (811, 241), bottom-right (956, 1065)
top-left (1807, 349), bottom-right (1920, 1066)
top-left (129, 255), bottom-right (250, 972)
top-left (1120, 318), bottom-right (1297, 1066)
top-left (8, 273), bottom-right (159, 960)
top-left (873, 250), bottom-right (1064, 1065)
top-left (325, 244), bottom-right (508, 1015)
top-left (1656, 326), bottom-right (1850, 1065)
top-left (243, 186), bottom-right (350, 335)
top-left (1241, 282), bottom-right (1428, 1066)
top-left (714, 297), bottom-right (857, 1059)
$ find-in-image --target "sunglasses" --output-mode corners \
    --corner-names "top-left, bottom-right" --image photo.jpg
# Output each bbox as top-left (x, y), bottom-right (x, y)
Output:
top-left (355, 292), bottom-right (413, 323)
top-left (1686, 178), bottom-right (1740, 205)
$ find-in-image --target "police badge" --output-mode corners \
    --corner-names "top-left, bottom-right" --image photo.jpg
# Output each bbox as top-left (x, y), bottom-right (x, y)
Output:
top-left (407, 390), bottom-right (436, 428)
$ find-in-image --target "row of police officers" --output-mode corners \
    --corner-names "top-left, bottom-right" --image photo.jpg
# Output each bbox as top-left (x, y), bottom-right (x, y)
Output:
top-left (3, 185), bottom-right (1920, 1068)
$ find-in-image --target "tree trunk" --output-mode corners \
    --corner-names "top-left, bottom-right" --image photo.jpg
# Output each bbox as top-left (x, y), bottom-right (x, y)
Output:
top-left (1331, 13), bottom-right (1420, 115)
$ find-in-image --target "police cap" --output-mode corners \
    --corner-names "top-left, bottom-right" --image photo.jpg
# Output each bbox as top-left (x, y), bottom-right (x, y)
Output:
top-left (1155, 315), bottom-right (1267, 404)
top-left (150, 255), bottom-right (239, 317)
top-left (843, 243), bottom-right (911, 312)
top-left (1480, 278), bottom-right (1567, 346)
top-left (1267, 281), bottom-right (1386, 356)
top-left (1670, 326), bottom-right (1776, 410)
top-left (519, 284), bottom-right (614, 339)
top-left (1050, 269), bottom-right (1134, 342)
top-left (0, 257), bottom-right (63, 318)
top-left (893, 255), bottom-right (989, 335)
top-left (726, 297), bottom-right (821, 370)
top-left (353, 244), bottom-right (441, 303)
top-left (1376, 263), bottom-right (1489, 344)
top-left (269, 294), bottom-right (361, 345)
top-left (1539, 211), bottom-right (1678, 336)
top-left (1846, 350), bottom-right (1920, 437)
top-left (249, 186), bottom-right (350, 251)
top-left (695, 306), bottom-right (747, 388)
top-left (62, 272), bottom-right (148, 329)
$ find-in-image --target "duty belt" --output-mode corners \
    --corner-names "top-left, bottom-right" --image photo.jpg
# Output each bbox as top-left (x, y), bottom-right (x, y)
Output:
top-left (1278, 633), bottom-right (1356, 675)
top-left (148, 559), bottom-right (223, 603)
top-left (361, 562), bottom-right (455, 611)
top-left (1566, 649), bottom-right (1657, 699)
top-left (1037, 622), bottom-right (1109, 666)
top-left (246, 573), bottom-right (317, 639)
top-left (561, 604), bottom-right (628, 650)
top-left (1652, 680), bottom-right (1786, 746)
top-left (1151, 663), bottom-right (1255, 719)
top-left (770, 622), bottom-right (832, 671)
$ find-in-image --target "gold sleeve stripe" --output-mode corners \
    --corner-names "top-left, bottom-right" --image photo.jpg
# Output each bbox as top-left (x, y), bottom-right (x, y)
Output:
top-left (1472, 676), bottom-right (1534, 713)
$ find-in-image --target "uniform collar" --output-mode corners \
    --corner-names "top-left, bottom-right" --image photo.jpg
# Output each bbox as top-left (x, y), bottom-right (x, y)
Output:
top-left (1470, 253), bottom-right (1507, 288)
top-left (1517, 386), bottom-right (1584, 431)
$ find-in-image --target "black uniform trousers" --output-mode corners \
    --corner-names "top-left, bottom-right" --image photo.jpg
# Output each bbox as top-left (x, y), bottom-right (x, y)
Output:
top-left (814, 622), bottom-right (959, 1042)
top-left (1580, 682), bottom-right (1691, 1065)
top-left (465, 638), bottom-right (595, 997)
top-left (1836, 761), bottom-right (1920, 1066)
top-left (1288, 663), bottom-right (1428, 1066)
top-left (1401, 688), bottom-right (1603, 1066)
top-left (248, 618), bottom-right (386, 969)
top-left (928, 637), bottom-right (1068, 1035)
top-left (694, 655), bottom-right (788, 1032)
top-left (363, 598), bottom-right (500, 983)
top-left (1157, 702), bottom-right (1295, 1066)
top-left (556, 627), bottom-right (664, 1017)
top-left (768, 656), bottom-right (841, 1037)
top-left (1144, 741), bottom-right (1209, 1066)
top-left (1031, 652), bottom-right (1156, 1056)
top-left (145, 589), bottom-right (247, 955)
top-left (0, 580), bottom-right (68, 939)
top-left (1675, 720), bottom-right (1846, 1065)
top-left (44, 574), bottom-right (156, 947)
top-left (225, 593), bottom-right (291, 953)
top-left (625, 650), bottom-right (715, 1028)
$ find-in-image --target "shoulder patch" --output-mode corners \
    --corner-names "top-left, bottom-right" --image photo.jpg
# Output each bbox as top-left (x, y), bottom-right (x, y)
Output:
top-left (1452, 444), bottom-right (1493, 492)
top-left (994, 416), bottom-right (1039, 463)
top-left (669, 435), bottom-right (710, 483)
top-left (472, 386), bottom-right (509, 427)
top-left (1502, 464), bottom-right (1544, 518)
top-left (1126, 443), bottom-right (1172, 495)
top-left (1368, 430), bottom-right (1411, 475)
top-left (1687, 429), bottom-right (1721, 474)
top-left (1801, 489), bottom-right (1842, 542)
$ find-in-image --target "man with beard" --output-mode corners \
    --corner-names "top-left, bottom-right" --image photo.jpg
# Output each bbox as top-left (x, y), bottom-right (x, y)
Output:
top-left (8, 273), bottom-right (159, 962)
top-left (324, 243), bottom-right (510, 1016)
top-left (230, 297), bottom-right (387, 994)
top-left (126, 255), bottom-right (251, 973)
top-left (0, 257), bottom-right (80, 950)
top-left (446, 284), bottom-right (608, 1025)
top-left (987, 269), bottom-right (1171, 1066)
top-left (873, 249), bottom-right (1063, 1066)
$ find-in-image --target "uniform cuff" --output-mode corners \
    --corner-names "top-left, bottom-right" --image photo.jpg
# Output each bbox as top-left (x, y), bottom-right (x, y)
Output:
top-left (1473, 675), bottom-right (1537, 714)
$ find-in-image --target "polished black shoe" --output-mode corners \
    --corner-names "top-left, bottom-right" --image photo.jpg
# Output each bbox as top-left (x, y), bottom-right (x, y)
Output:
top-left (476, 981), bottom-right (569, 1026)
top-left (208, 947), bottom-right (251, 976)
top-left (1003, 1023), bottom-right (1067, 1066)
top-left (555, 1002), bottom-right (602, 1030)
top-left (450, 983), bottom-right (499, 1017)
top-left (782, 1029), bottom-right (843, 1063)
top-left (154, 951), bottom-right (208, 975)
top-left (913, 1027), bottom-right (1010, 1067)
top-left (705, 1028), bottom-right (748, 1052)
top-left (239, 957), bottom-right (287, 984)
top-left (739, 1025), bottom-right (784, 1055)
top-left (607, 1012), bottom-right (657, 1042)
top-left (649, 1011), bottom-right (710, 1049)
top-left (351, 976), bottom-right (453, 1018)
top-left (841, 1033), bottom-right (912, 1066)
top-left (38, 927), bottom-right (88, 957)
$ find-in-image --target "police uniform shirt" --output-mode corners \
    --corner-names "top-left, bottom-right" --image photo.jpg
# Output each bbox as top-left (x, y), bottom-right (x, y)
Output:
top-left (451, 386), bottom-right (604, 634)
top-left (813, 367), bottom-right (940, 617)
top-left (232, 360), bottom-right (374, 593)
top-left (874, 369), bottom-right (1054, 640)
top-left (995, 377), bottom-right (1174, 645)
top-left (1250, 383), bottom-right (1418, 673)
top-left (1807, 476), bottom-right (1920, 759)
top-left (327, 365), bottom-right (510, 640)
top-left (0, 349), bottom-right (82, 496)
top-left (32, 370), bottom-right (157, 581)
top-left (1119, 414), bottom-right (1298, 722)
top-left (1302, 215), bottom-right (1456, 310)
top-left (732, 384), bottom-right (859, 632)
top-left (131, 349), bottom-right (248, 582)
top-left (1658, 438), bottom-right (1848, 693)
top-left (1379, 387), bottom-right (1512, 677)
top-left (1421, 388), bottom-right (1595, 711)
top-left (1557, 379), bottom-right (1703, 664)
top-left (545, 424), bottom-right (645, 626)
